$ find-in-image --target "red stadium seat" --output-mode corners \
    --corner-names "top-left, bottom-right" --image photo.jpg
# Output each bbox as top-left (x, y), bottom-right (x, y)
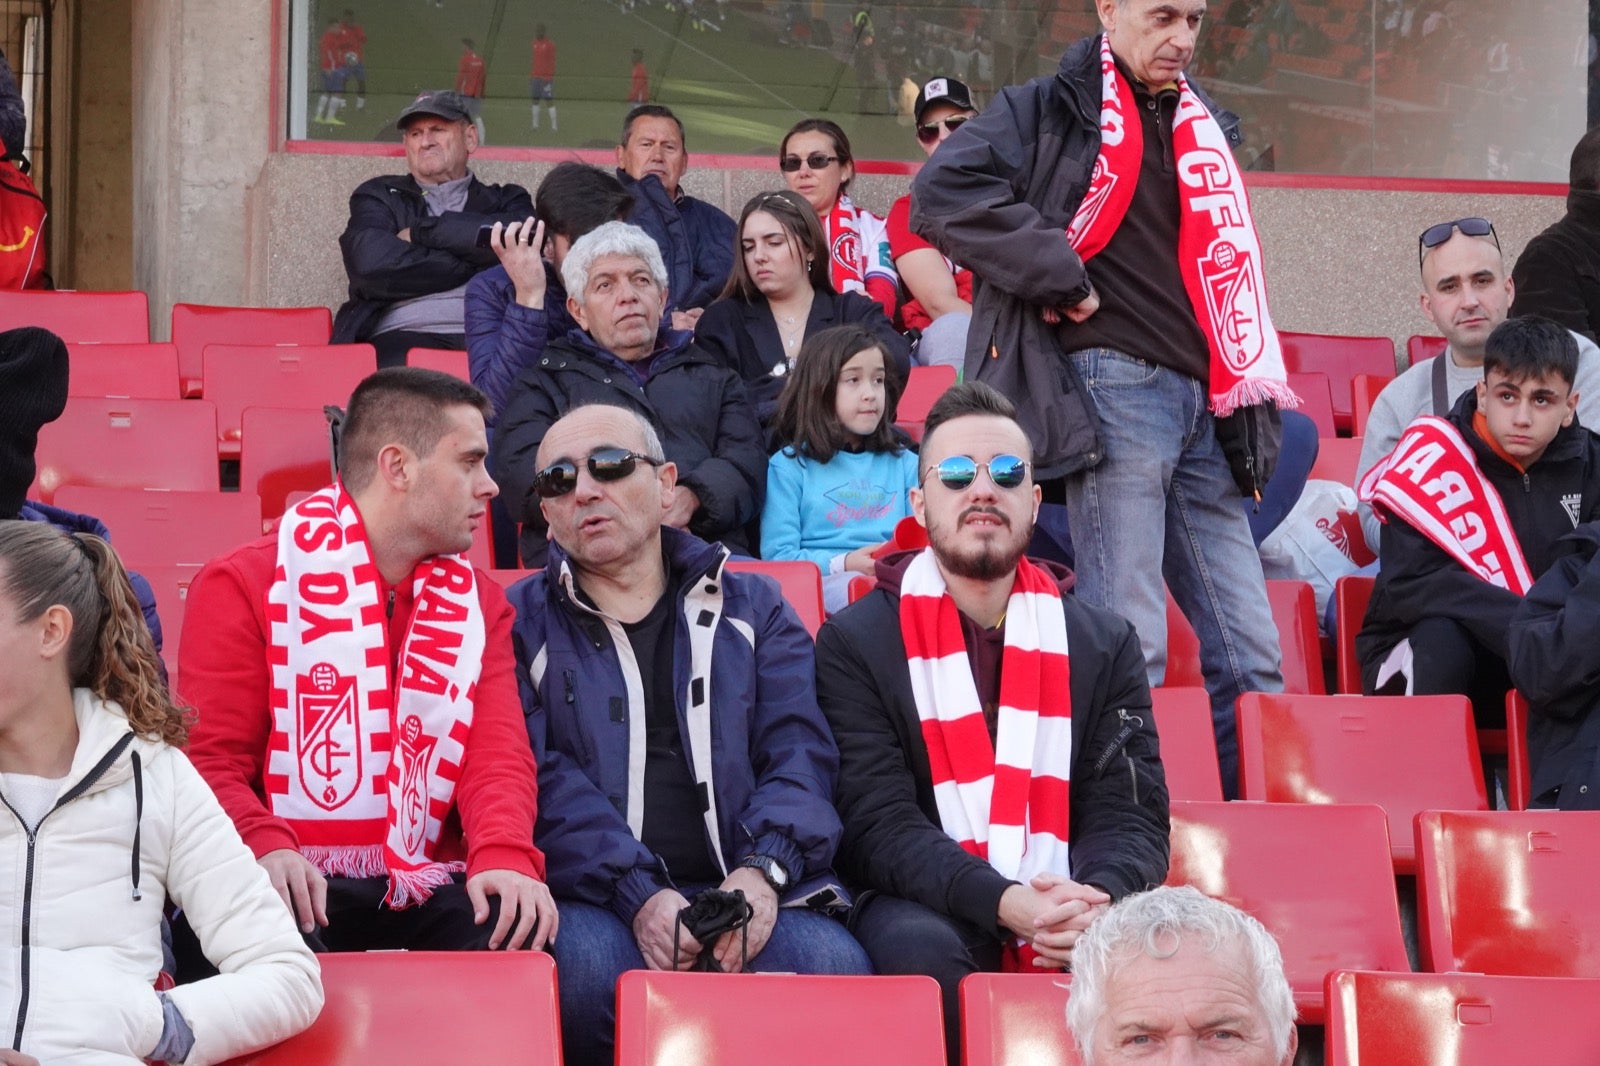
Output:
top-left (725, 558), bottom-right (825, 637)
top-left (0, 289), bottom-right (149, 343)
top-left (1163, 590), bottom-right (1204, 689)
top-left (30, 397), bottom-right (219, 503)
top-left (1286, 371), bottom-right (1337, 438)
top-left (1406, 334), bottom-right (1446, 367)
top-left (1278, 331), bottom-right (1398, 435)
top-left (1308, 436), bottom-right (1364, 488)
top-left (1505, 691), bottom-right (1531, 811)
top-left (223, 951), bottom-right (561, 1065)
top-left (616, 971), bottom-right (944, 1066)
top-left (896, 364), bottom-right (957, 443)
top-left (1333, 575), bottom-right (1374, 694)
top-left (142, 562), bottom-right (202, 686)
top-left (1324, 970), bottom-right (1600, 1065)
top-left (202, 344), bottom-right (374, 458)
top-left (407, 347), bottom-right (471, 380)
top-left (171, 302), bottom-right (333, 397)
top-left (1164, 579), bottom-right (1322, 695)
top-left (52, 487), bottom-right (263, 569)
top-left (67, 342), bottom-right (181, 398)
top-left (1149, 687), bottom-right (1224, 802)
top-left (1236, 692), bottom-right (1487, 873)
top-left (960, 973), bottom-right (1082, 1066)
top-left (485, 569), bottom-right (539, 590)
top-left (1416, 809), bottom-right (1600, 978)
top-left (1166, 800), bottom-right (1408, 1023)
top-left (237, 407), bottom-right (335, 522)
top-left (1349, 373), bottom-right (1392, 439)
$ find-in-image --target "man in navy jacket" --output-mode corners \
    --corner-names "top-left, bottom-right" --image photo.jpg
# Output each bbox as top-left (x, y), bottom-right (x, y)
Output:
top-left (508, 403), bottom-right (867, 1066)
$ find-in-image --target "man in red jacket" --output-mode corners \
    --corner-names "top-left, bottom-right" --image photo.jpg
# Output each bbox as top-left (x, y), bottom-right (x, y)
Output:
top-left (181, 367), bottom-right (556, 953)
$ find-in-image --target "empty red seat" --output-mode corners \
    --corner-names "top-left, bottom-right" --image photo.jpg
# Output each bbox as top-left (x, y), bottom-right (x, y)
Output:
top-left (407, 347), bottom-right (470, 380)
top-left (1416, 809), bottom-right (1600, 978)
top-left (67, 342), bottom-right (181, 398)
top-left (1308, 436), bottom-right (1364, 488)
top-left (485, 569), bottom-right (539, 589)
top-left (1166, 800), bottom-right (1409, 1023)
top-left (725, 558), bottom-right (825, 637)
top-left (1286, 371), bottom-right (1337, 437)
top-left (237, 407), bottom-right (335, 522)
top-left (142, 562), bottom-right (203, 686)
top-left (0, 289), bottom-right (149, 342)
top-left (895, 364), bottom-right (957, 443)
top-left (1405, 334), bottom-right (1446, 367)
top-left (1505, 691), bottom-right (1531, 811)
top-left (52, 487), bottom-right (263, 569)
top-left (616, 971), bottom-right (945, 1066)
top-left (1278, 331), bottom-right (1398, 435)
top-left (1333, 574), bottom-right (1374, 694)
top-left (1349, 373), bottom-right (1392, 439)
top-left (171, 302), bottom-right (333, 397)
top-left (960, 973), bottom-right (1081, 1066)
top-left (202, 343), bottom-right (374, 458)
top-left (1236, 692), bottom-right (1487, 873)
top-left (31, 397), bottom-right (219, 503)
top-left (1164, 579), bottom-right (1322, 695)
top-left (1149, 687), bottom-right (1224, 801)
top-left (1324, 969), bottom-right (1600, 1065)
top-left (223, 951), bottom-right (561, 1065)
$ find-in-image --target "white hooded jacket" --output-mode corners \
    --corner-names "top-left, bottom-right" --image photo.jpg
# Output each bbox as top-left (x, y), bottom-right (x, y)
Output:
top-left (0, 689), bottom-right (322, 1065)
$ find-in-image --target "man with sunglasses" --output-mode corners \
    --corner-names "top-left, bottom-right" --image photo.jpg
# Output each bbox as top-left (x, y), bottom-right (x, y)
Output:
top-left (1355, 217), bottom-right (1600, 553)
top-left (815, 382), bottom-right (1167, 1064)
top-left (507, 403), bottom-right (870, 1066)
top-left (885, 77), bottom-right (978, 370)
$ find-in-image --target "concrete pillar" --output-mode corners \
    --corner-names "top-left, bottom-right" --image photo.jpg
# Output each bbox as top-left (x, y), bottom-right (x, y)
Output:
top-left (56, 0), bottom-right (134, 292)
top-left (131, 0), bottom-right (272, 336)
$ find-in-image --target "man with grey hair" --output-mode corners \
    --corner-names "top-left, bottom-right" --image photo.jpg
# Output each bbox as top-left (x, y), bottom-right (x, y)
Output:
top-left (492, 220), bottom-right (765, 566)
top-left (1066, 885), bottom-right (1297, 1066)
top-left (505, 402), bottom-right (869, 1066)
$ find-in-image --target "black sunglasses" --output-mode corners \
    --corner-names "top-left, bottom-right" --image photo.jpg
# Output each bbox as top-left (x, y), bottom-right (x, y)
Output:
top-left (923, 454), bottom-right (1031, 491)
top-left (916, 115), bottom-right (971, 144)
top-left (1418, 217), bottom-right (1499, 266)
top-left (779, 152), bottom-right (840, 173)
top-left (533, 447), bottom-right (663, 499)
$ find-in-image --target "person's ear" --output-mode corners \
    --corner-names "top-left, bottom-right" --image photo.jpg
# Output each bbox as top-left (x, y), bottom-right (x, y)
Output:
top-left (1475, 379), bottom-right (1488, 409)
top-left (658, 460), bottom-right (679, 511)
top-left (1565, 389), bottom-right (1579, 426)
top-left (569, 293), bottom-right (590, 333)
top-left (910, 485), bottom-right (927, 529)
top-left (38, 604), bottom-right (73, 662)
top-left (376, 442), bottom-right (413, 491)
top-left (1418, 289), bottom-right (1435, 325)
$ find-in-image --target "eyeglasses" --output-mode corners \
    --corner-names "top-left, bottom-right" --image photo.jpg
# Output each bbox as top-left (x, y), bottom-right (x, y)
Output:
top-left (779, 152), bottom-right (840, 173)
top-left (923, 454), bottom-right (1031, 491)
top-left (915, 115), bottom-right (971, 144)
top-left (533, 447), bottom-right (663, 498)
top-left (1418, 217), bottom-right (1499, 266)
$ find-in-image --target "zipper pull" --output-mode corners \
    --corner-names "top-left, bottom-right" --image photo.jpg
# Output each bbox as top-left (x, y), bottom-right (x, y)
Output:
top-left (385, 587), bottom-right (396, 620)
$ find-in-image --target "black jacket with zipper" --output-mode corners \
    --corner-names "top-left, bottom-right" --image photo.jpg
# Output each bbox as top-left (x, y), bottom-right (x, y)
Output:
top-left (814, 550), bottom-right (1169, 937)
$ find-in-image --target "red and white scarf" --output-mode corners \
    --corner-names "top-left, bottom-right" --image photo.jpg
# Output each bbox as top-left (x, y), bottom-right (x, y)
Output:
top-left (266, 483), bottom-right (485, 907)
top-left (1357, 415), bottom-right (1533, 593)
top-left (900, 549), bottom-right (1072, 970)
top-left (825, 193), bottom-right (872, 297)
top-left (1066, 35), bottom-right (1294, 417)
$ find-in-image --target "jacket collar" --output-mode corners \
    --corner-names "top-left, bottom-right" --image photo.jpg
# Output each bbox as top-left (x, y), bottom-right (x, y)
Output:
top-left (546, 527), bottom-right (728, 623)
top-left (1565, 188), bottom-right (1600, 228)
top-left (556, 324), bottom-right (698, 373)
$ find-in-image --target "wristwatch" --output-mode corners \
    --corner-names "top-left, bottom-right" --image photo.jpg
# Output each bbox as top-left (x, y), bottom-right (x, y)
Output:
top-left (739, 854), bottom-right (790, 893)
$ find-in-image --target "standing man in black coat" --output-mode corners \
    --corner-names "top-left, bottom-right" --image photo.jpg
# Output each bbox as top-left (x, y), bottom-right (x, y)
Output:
top-left (333, 90), bottom-right (533, 369)
top-left (814, 382), bottom-right (1168, 1063)
top-left (1512, 125), bottom-right (1600, 345)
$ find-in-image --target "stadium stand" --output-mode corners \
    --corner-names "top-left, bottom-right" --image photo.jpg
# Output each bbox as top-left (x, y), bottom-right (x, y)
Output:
top-left (406, 347), bottom-right (471, 380)
top-left (1149, 686), bottom-right (1226, 802)
top-left (1286, 370), bottom-right (1337, 438)
top-left (725, 558), bottom-right (826, 637)
top-left (1278, 332), bottom-right (1399, 435)
top-left (895, 364), bottom-right (956, 444)
top-left (236, 406), bottom-right (336, 522)
top-left (1348, 373), bottom-right (1391, 438)
top-left (202, 343), bottom-right (375, 458)
top-left (170, 302), bottom-right (333, 397)
top-left (52, 486), bottom-right (264, 568)
top-left (30, 396), bottom-right (220, 503)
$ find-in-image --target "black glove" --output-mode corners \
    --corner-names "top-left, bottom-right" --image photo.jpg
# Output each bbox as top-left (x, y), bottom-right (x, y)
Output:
top-left (673, 888), bottom-right (754, 972)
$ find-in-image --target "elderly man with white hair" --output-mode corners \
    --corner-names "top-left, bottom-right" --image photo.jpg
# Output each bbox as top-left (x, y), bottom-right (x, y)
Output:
top-left (493, 220), bottom-right (766, 566)
top-left (1067, 885), bottom-right (1298, 1066)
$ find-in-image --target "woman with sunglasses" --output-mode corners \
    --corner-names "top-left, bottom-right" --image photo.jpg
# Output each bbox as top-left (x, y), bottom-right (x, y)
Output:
top-left (777, 118), bottom-right (899, 320)
top-left (695, 189), bottom-right (909, 429)
top-left (885, 77), bottom-right (980, 370)
top-left (0, 523), bottom-right (321, 1064)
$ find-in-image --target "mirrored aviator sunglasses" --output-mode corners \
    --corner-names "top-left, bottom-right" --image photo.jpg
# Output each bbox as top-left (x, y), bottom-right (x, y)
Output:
top-left (916, 115), bottom-right (969, 144)
top-left (1417, 217), bottom-right (1498, 266)
top-left (533, 447), bottom-right (663, 499)
top-left (929, 454), bottom-right (1030, 491)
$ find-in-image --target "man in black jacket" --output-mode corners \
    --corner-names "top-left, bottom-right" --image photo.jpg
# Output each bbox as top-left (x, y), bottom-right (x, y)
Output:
top-left (1511, 125), bottom-right (1600, 344)
top-left (815, 382), bottom-right (1168, 1062)
top-left (333, 90), bottom-right (533, 369)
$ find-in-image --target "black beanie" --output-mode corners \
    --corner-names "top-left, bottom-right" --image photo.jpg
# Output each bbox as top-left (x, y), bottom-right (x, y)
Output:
top-left (0, 326), bottom-right (70, 518)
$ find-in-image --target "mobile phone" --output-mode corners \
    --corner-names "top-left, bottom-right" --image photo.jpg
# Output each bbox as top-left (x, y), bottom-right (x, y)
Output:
top-left (474, 223), bottom-right (496, 249)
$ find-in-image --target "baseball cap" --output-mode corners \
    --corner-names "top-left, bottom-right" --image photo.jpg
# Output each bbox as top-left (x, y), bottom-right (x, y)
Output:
top-left (914, 77), bottom-right (976, 124)
top-left (396, 90), bottom-right (472, 128)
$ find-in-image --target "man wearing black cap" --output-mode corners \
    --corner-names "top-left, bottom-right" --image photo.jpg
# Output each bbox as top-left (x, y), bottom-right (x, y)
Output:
top-left (332, 89), bottom-right (533, 369)
top-left (1, 325), bottom-right (164, 649)
top-left (885, 76), bottom-right (978, 369)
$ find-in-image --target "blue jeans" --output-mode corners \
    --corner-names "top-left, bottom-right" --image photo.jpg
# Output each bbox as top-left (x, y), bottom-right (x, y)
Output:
top-left (1065, 349), bottom-right (1284, 798)
top-left (549, 895), bottom-right (871, 1066)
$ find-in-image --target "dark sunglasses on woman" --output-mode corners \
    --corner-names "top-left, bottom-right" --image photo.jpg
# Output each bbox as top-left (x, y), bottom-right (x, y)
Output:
top-left (779, 152), bottom-right (839, 173)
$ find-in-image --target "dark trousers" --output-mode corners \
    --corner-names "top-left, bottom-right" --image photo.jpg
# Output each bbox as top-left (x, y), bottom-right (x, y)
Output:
top-left (1405, 616), bottom-right (1512, 730)
top-left (371, 330), bottom-right (465, 370)
top-left (849, 893), bottom-right (1003, 1066)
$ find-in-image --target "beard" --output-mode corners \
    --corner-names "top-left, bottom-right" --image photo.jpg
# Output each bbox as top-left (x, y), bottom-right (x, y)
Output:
top-left (928, 506), bottom-right (1030, 581)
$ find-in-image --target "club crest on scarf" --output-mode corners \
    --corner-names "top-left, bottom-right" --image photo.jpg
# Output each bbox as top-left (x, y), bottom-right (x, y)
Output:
top-left (1198, 239), bottom-right (1265, 372)
top-left (830, 229), bottom-right (859, 275)
top-left (398, 715), bottom-right (437, 855)
top-left (297, 662), bottom-right (362, 811)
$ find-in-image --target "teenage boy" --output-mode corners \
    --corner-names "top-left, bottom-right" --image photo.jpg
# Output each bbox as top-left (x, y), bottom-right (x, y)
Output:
top-left (1357, 315), bottom-right (1600, 727)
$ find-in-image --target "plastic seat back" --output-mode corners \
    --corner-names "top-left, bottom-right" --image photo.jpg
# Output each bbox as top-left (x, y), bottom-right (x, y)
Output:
top-left (223, 951), bottom-right (561, 1065)
top-left (171, 302), bottom-right (333, 396)
top-left (1505, 692), bottom-right (1531, 811)
top-left (1405, 334), bottom-right (1447, 367)
top-left (1308, 436), bottom-right (1364, 488)
top-left (67, 342), bottom-right (181, 398)
top-left (1278, 332), bottom-right (1398, 435)
top-left (1166, 800), bottom-right (1408, 1023)
top-left (1236, 692), bottom-right (1487, 872)
top-left (1333, 574), bottom-right (1375, 694)
top-left (1349, 373), bottom-right (1393, 439)
top-left (0, 289), bottom-right (149, 342)
top-left (143, 562), bottom-right (203, 687)
top-left (1286, 371), bottom-right (1337, 438)
top-left (896, 364), bottom-right (957, 443)
top-left (52, 487), bottom-right (263, 569)
top-left (1149, 687), bottom-right (1224, 802)
top-left (1416, 809), bottom-right (1600, 978)
top-left (1325, 969), bottom-right (1600, 1066)
top-left (960, 973), bottom-right (1082, 1066)
top-left (725, 559), bottom-right (825, 637)
top-left (237, 406), bottom-right (336, 523)
top-left (202, 344), bottom-right (374, 457)
top-left (1164, 580), bottom-right (1317, 695)
top-left (407, 347), bottom-right (470, 380)
top-left (616, 971), bottom-right (944, 1066)
top-left (31, 397), bottom-right (219, 503)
